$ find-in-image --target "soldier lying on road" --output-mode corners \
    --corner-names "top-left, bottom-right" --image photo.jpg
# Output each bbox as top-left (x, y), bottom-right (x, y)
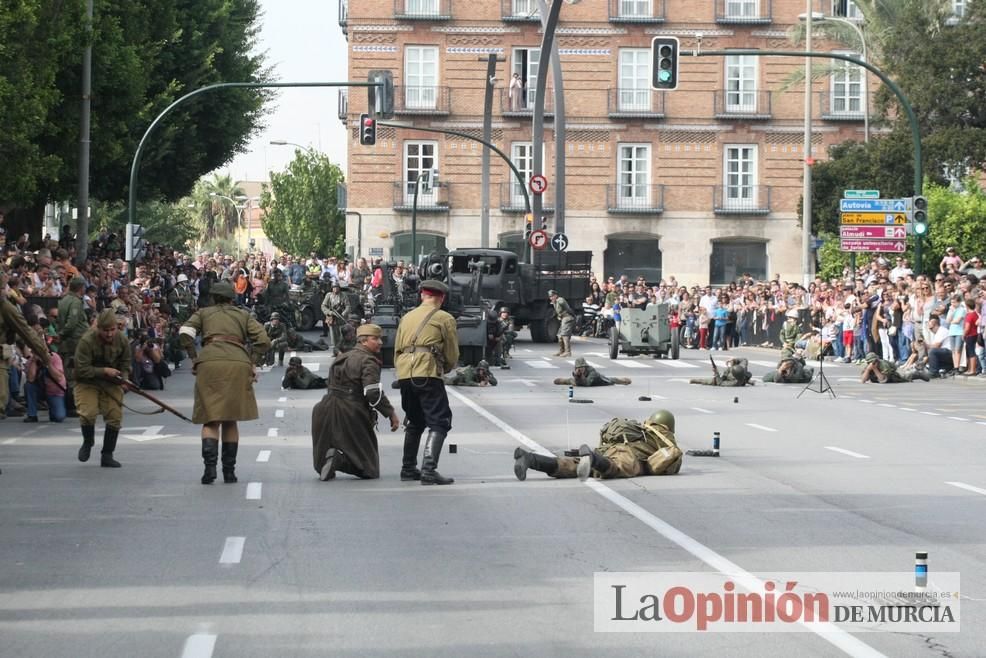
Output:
top-left (553, 357), bottom-right (631, 386)
top-left (762, 348), bottom-right (814, 383)
top-left (690, 357), bottom-right (753, 386)
top-left (281, 356), bottom-right (327, 390)
top-left (513, 410), bottom-right (682, 481)
top-left (860, 351), bottom-right (928, 383)
top-left (444, 360), bottom-right (498, 387)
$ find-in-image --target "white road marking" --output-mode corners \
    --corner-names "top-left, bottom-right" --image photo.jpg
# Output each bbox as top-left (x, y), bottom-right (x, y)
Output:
top-left (978, 422), bottom-right (986, 427)
top-left (219, 537), bottom-right (245, 565)
top-left (526, 360), bottom-right (558, 369)
top-left (899, 407), bottom-right (916, 412)
top-left (946, 481), bottom-right (986, 497)
top-left (181, 633), bottom-right (217, 658)
top-left (825, 446), bottom-right (870, 459)
top-left (521, 348), bottom-right (533, 353)
top-left (746, 423), bottom-right (778, 433)
top-left (275, 409), bottom-right (285, 418)
top-left (290, 351), bottom-right (297, 358)
top-left (614, 360), bottom-right (650, 368)
top-left (669, 378), bottom-right (690, 383)
top-left (690, 407), bottom-right (714, 415)
top-left (654, 360), bottom-right (699, 369)
top-left (935, 408), bottom-right (951, 413)
top-left (749, 360), bottom-right (779, 368)
top-left (858, 399), bottom-right (875, 404)
top-left (948, 417), bottom-right (970, 422)
top-left (921, 412), bottom-right (940, 416)
top-left (837, 378), bottom-right (858, 383)
top-left (267, 428), bottom-right (278, 438)
top-left (517, 379), bottom-right (537, 387)
top-left (448, 387), bottom-right (886, 658)
top-left (301, 363), bottom-right (320, 372)
top-left (245, 483), bottom-right (262, 500)
top-left (121, 425), bottom-right (179, 442)
top-left (256, 450), bottom-right (271, 463)
top-left (2, 438), bottom-right (17, 445)
top-left (278, 396), bottom-right (287, 402)
top-left (876, 403), bottom-right (896, 408)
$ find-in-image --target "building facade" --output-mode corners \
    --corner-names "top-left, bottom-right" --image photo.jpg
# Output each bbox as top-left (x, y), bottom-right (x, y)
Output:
top-left (339, 0), bottom-right (874, 285)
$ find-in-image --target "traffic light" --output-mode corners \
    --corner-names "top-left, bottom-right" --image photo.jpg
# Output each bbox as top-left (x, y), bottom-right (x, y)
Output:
top-left (367, 70), bottom-right (394, 119)
top-left (651, 37), bottom-right (679, 90)
top-left (359, 113), bottom-right (376, 146)
top-left (125, 223), bottom-right (145, 262)
top-left (540, 216), bottom-right (549, 231)
top-left (912, 195), bottom-right (928, 236)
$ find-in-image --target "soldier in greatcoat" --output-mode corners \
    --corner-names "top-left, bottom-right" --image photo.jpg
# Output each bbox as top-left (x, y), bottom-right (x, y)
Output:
top-left (311, 324), bottom-right (399, 480)
top-left (180, 281), bottom-right (270, 485)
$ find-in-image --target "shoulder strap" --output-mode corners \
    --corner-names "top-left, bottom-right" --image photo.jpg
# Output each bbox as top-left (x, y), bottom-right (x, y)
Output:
top-left (409, 307), bottom-right (441, 347)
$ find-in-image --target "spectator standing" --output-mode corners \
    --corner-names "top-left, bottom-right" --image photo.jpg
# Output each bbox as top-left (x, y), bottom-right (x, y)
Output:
top-left (945, 294), bottom-right (966, 370)
top-left (962, 299), bottom-right (980, 375)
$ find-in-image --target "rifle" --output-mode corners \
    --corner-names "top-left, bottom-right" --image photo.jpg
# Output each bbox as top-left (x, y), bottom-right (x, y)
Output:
top-left (112, 376), bottom-right (195, 423)
top-left (709, 355), bottom-right (721, 386)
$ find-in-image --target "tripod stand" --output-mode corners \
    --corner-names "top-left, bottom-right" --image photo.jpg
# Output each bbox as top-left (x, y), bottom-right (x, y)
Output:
top-left (797, 354), bottom-right (836, 399)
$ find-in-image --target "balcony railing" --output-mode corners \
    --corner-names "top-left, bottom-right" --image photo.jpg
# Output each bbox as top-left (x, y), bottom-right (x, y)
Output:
top-left (393, 86), bottom-right (451, 116)
top-left (394, 0), bottom-right (452, 20)
top-left (393, 181), bottom-right (452, 212)
top-left (713, 185), bottom-right (771, 215)
top-left (609, 0), bottom-right (665, 22)
top-left (501, 0), bottom-right (540, 21)
top-left (499, 182), bottom-right (553, 213)
top-left (499, 87), bottom-right (554, 117)
top-left (606, 184), bottom-right (665, 214)
top-left (715, 0), bottom-right (772, 24)
top-left (713, 89), bottom-right (772, 120)
top-left (338, 0), bottom-right (348, 28)
top-left (337, 89), bottom-right (348, 123)
top-left (819, 90), bottom-right (867, 121)
top-left (607, 88), bottom-right (665, 118)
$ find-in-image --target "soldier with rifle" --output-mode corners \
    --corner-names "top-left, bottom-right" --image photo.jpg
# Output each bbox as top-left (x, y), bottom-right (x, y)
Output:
top-left (553, 357), bottom-right (631, 386)
top-left (261, 268), bottom-right (291, 317)
top-left (549, 290), bottom-right (576, 358)
top-left (320, 282), bottom-right (351, 345)
top-left (445, 360), bottom-right (498, 387)
top-left (690, 355), bottom-right (754, 387)
top-left (493, 307), bottom-right (516, 366)
top-left (763, 348), bottom-right (815, 383)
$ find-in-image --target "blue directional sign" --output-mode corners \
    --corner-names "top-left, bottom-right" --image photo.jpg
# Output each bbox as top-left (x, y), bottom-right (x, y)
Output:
top-left (550, 232), bottom-right (569, 252)
top-left (839, 198), bottom-right (912, 213)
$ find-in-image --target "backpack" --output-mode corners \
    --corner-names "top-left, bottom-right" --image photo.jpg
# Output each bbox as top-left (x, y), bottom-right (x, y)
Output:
top-left (599, 418), bottom-right (648, 446)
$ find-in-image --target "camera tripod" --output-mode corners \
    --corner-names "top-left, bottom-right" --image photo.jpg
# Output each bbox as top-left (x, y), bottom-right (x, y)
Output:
top-left (797, 354), bottom-right (836, 399)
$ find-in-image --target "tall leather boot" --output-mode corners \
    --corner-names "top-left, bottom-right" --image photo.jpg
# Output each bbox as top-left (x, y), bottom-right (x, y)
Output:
top-left (100, 426), bottom-right (121, 468)
top-left (576, 443), bottom-right (610, 481)
top-left (420, 429), bottom-right (454, 485)
top-left (221, 442), bottom-right (239, 483)
top-left (553, 338), bottom-right (564, 356)
top-left (78, 424), bottom-right (96, 462)
top-left (513, 447), bottom-right (559, 481)
top-left (560, 336), bottom-right (572, 357)
top-left (400, 426), bottom-right (424, 481)
top-left (201, 438), bottom-right (219, 484)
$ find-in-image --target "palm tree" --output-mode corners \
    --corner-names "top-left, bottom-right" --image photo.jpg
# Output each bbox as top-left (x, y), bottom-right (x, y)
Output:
top-left (191, 173), bottom-right (246, 241)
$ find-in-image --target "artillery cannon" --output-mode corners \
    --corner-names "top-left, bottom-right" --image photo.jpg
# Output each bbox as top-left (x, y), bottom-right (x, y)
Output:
top-left (608, 303), bottom-right (680, 360)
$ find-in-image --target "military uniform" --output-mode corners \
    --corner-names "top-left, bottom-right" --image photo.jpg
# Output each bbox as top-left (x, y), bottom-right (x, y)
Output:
top-left (549, 290), bottom-right (576, 357)
top-left (56, 281), bottom-right (89, 415)
top-left (311, 325), bottom-right (396, 480)
top-left (445, 362), bottom-right (498, 387)
top-left (1, 298), bottom-right (50, 419)
top-left (763, 350), bottom-right (815, 383)
top-left (263, 315), bottom-right (288, 366)
top-left (861, 352), bottom-right (907, 383)
top-left (74, 309), bottom-right (131, 467)
top-left (553, 357), bottom-right (630, 386)
top-left (263, 274), bottom-right (290, 310)
top-left (321, 288), bottom-right (351, 345)
top-left (690, 357), bottom-right (754, 387)
top-left (282, 357), bottom-right (327, 389)
top-left (167, 281), bottom-right (195, 323)
top-left (494, 310), bottom-right (517, 366)
top-left (513, 411), bottom-right (683, 481)
top-left (779, 315), bottom-right (800, 352)
top-left (395, 280), bottom-right (459, 485)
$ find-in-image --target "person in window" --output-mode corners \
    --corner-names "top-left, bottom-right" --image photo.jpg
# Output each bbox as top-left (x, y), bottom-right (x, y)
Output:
top-left (508, 73), bottom-right (524, 111)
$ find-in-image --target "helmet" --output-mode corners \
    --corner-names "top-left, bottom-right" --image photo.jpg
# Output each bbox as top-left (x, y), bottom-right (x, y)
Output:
top-left (288, 356), bottom-right (302, 366)
top-left (270, 312), bottom-right (281, 320)
top-left (865, 352), bottom-right (879, 363)
top-left (574, 357), bottom-right (588, 368)
top-left (499, 307), bottom-right (510, 314)
top-left (177, 273), bottom-right (189, 283)
top-left (477, 360), bottom-right (490, 370)
top-left (646, 409), bottom-right (675, 432)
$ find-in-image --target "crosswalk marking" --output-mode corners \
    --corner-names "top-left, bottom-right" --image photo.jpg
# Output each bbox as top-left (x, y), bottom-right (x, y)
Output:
top-left (525, 360), bottom-right (559, 369)
top-left (750, 360), bottom-right (778, 368)
top-left (655, 359), bottom-right (699, 369)
top-left (614, 360), bottom-right (650, 368)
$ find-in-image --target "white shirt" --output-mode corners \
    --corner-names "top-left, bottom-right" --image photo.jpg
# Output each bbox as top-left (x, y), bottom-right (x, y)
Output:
top-left (928, 325), bottom-right (949, 349)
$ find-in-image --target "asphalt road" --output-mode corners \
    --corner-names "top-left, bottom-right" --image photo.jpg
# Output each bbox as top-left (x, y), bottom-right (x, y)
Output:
top-left (1, 333), bottom-right (984, 657)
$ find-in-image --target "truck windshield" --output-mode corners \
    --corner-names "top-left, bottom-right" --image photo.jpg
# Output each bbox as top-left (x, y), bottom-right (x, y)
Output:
top-left (450, 255), bottom-right (502, 275)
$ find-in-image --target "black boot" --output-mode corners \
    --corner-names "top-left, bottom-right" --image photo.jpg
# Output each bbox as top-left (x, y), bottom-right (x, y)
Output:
top-left (100, 426), bottom-right (121, 468)
top-left (577, 443), bottom-right (610, 481)
top-left (420, 429), bottom-right (453, 485)
top-left (78, 424), bottom-right (96, 462)
top-left (513, 447), bottom-right (558, 481)
top-left (400, 427), bottom-right (424, 481)
top-left (221, 442), bottom-right (238, 483)
top-left (201, 438), bottom-right (219, 484)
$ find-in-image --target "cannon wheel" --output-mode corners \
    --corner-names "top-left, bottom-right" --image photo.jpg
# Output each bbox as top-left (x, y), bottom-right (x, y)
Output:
top-left (609, 326), bottom-right (619, 360)
top-left (670, 328), bottom-right (680, 360)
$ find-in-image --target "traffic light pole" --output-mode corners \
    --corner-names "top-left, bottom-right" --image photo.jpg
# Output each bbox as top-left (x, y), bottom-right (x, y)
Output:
top-left (681, 49), bottom-right (924, 271)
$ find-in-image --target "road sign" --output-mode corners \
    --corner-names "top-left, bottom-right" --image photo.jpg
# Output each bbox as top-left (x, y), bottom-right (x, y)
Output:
top-left (529, 174), bottom-right (548, 195)
top-left (840, 238), bottom-right (907, 253)
top-left (839, 198), bottom-right (911, 213)
top-left (840, 225), bottom-right (909, 240)
top-left (550, 232), bottom-right (569, 252)
top-left (839, 212), bottom-right (909, 226)
top-left (843, 189), bottom-right (880, 199)
top-left (529, 229), bottom-right (549, 250)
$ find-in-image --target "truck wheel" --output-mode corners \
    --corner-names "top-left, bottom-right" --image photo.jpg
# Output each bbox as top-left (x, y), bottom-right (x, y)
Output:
top-left (609, 326), bottom-right (619, 360)
top-left (300, 307), bottom-right (316, 332)
top-left (671, 327), bottom-right (681, 360)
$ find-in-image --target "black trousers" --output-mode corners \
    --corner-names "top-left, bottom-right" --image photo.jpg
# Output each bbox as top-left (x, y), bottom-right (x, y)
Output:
top-left (928, 347), bottom-right (953, 373)
top-left (399, 378), bottom-right (452, 433)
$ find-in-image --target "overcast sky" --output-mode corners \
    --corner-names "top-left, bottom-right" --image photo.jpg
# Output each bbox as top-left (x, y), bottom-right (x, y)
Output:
top-left (222, 0), bottom-right (349, 184)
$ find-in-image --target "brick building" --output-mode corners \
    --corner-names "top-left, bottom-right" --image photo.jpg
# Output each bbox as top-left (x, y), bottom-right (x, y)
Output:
top-left (338, 0), bottom-right (875, 285)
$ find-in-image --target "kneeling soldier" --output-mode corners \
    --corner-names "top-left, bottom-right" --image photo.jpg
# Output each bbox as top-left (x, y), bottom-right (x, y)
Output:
top-left (282, 356), bottom-right (327, 389)
top-left (762, 349), bottom-right (815, 383)
top-left (445, 360), bottom-right (498, 387)
top-left (554, 357), bottom-right (631, 386)
top-left (690, 357), bottom-right (753, 387)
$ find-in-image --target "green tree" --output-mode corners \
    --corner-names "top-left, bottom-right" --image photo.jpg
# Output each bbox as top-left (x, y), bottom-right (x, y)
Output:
top-left (189, 174), bottom-right (246, 242)
top-left (261, 151), bottom-right (346, 257)
top-left (92, 200), bottom-right (198, 253)
top-left (924, 179), bottom-right (986, 268)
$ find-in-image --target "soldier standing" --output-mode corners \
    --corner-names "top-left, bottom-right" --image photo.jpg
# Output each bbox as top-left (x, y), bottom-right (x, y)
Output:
top-left (445, 360), bottom-right (498, 387)
top-left (394, 280), bottom-right (459, 485)
top-left (56, 276), bottom-right (89, 416)
top-left (548, 290), bottom-right (575, 357)
top-left (168, 273), bottom-right (196, 322)
top-left (311, 324), bottom-right (399, 480)
top-left (779, 310), bottom-right (800, 352)
top-left (262, 269), bottom-right (290, 317)
top-left (513, 410), bottom-right (683, 481)
top-left (74, 309), bottom-right (131, 468)
top-left (282, 356), bottom-right (327, 390)
top-left (493, 307), bottom-right (516, 367)
top-left (553, 357), bottom-right (631, 386)
top-left (320, 282), bottom-right (351, 344)
top-left (180, 282), bottom-right (270, 484)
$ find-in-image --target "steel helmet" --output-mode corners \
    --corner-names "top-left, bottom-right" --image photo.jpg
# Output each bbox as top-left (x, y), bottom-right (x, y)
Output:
top-left (645, 409), bottom-right (675, 432)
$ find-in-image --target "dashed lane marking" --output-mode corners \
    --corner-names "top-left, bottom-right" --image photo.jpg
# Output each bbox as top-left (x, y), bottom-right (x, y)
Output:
top-left (691, 407), bottom-right (714, 415)
top-left (275, 409), bottom-right (285, 418)
top-left (246, 483), bottom-right (262, 500)
top-left (746, 423), bottom-right (778, 433)
top-left (218, 537), bottom-right (245, 565)
top-left (826, 446), bottom-right (870, 459)
top-left (858, 399), bottom-right (875, 404)
top-left (256, 450), bottom-right (271, 463)
top-left (2, 438), bottom-right (17, 445)
top-left (749, 360), bottom-right (779, 368)
top-left (655, 359), bottom-right (699, 369)
top-left (615, 360), bottom-right (650, 369)
top-left (876, 403), bottom-right (896, 408)
top-left (278, 396), bottom-right (287, 402)
top-left (267, 428), bottom-right (278, 438)
top-left (180, 633), bottom-right (217, 658)
top-left (527, 360), bottom-right (559, 369)
top-left (948, 417), bottom-right (970, 422)
top-left (946, 481), bottom-right (986, 497)
top-left (921, 412), bottom-right (940, 417)
top-left (899, 408), bottom-right (916, 412)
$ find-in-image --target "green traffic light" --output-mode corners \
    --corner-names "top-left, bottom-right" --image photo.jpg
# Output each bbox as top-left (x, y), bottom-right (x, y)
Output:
top-left (914, 222), bottom-right (928, 236)
top-left (658, 70), bottom-right (671, 82)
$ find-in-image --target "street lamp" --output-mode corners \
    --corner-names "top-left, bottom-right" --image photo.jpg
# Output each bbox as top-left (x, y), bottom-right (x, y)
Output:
top-left (269, 140), bottom-right (315, 153)
top-left (209, 193), bottom-right (259, 251)
top-left (799, 11), bottom-right (869, 142)
top-left (802, 2), bottom-right (814, 287)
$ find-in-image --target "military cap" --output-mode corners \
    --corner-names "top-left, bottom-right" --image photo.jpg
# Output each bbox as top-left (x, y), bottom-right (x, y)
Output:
top-left (785, 309), bottom-right (799, 319)
top-left (419, 279), bottom-right (448, 295)
top-left (356, 323), bottom-right (383, 337)
top-left (477, 360), bottom-right (490, 369)
top-left (210, 281), bottom-right (235, 300)
top-left (288, 356), bottom-right (302, 366)
top-left (865, 352), bottom-right (879, 363)
top-left (269, 312), bottom-right (281, 320)
top-left (574, 357), bottom-right (588, 367)
top-left (96, 308), bottom-right (117, 329)
top-left (547, 289), bottom-right (559, 297)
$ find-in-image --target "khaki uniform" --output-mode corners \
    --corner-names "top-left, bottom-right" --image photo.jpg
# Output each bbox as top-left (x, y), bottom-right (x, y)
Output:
top-left (763, 357), bottom-right (814, 383)
top-left (779, 320), bottom-right (800, 351)
top-left (181, 305), bottom-right (270, 424)
top-left (56, 293), bottom-right (88, 364)
top-left (554, 364), bottom-right (629, 387)
top-left (74, 328), bottom-right (131, 429)
top-left (395, 304), bottom-right (459, 380)
top-left (553, 296), bottom-right (576, 338)
top-left (690, 358), bottom-right (753, 387)
top-left (553, 420), bottom-right (682, 479)
top-left (864, 358), bottom-right (906, 383)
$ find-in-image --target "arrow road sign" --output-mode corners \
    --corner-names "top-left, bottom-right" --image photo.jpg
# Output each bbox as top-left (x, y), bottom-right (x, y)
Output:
top-left (843, 189), bottom-right (880, 199)
top-left (121, 425), bottom-right (181, 442)
top-left (840, 225), bottom-right (910, 239)
top-left (840, 212), bottom-right (909, 225)
top-left (550, 232), bottom-right (569, 252)
top-left (840, 238), bottom-right (907, 253)
top-left (529, 229), bottom-right (549, 250)
top-left (839, 198), bottom-right (912, 213)
top-left (529, 174), bottom-right (548, 195)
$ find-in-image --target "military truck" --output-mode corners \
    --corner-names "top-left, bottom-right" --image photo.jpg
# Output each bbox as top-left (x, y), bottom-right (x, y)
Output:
top-left (445, 248), bottom-right (592, 343)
